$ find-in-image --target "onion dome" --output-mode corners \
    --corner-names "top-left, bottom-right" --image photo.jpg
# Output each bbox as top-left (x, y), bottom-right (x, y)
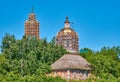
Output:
top-left (56, 17), bottom-right (79, 53)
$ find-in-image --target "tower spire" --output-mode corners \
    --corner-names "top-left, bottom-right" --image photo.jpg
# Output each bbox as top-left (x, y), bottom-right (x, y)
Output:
top-left (28, 7), bottom-right (36, 20)
top-left (64, 16), bottom-right (70, 28)
top-left (64, 16), bottom-right (70, 23)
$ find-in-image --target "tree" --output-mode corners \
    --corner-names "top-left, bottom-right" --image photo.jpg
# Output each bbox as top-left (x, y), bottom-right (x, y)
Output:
top-left (80, 46), bottom-right (120, 79)
top-left (1, 33), bottom-right (16, 53)
top-left (1, 33), bottom-right (120, 81)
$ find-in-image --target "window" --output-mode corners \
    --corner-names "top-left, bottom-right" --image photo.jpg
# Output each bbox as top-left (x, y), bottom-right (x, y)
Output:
top-left (67, 40), bottom-right (69, 47)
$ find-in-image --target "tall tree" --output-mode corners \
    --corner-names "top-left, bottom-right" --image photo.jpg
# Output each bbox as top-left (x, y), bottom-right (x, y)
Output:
top-left (1, 33), bottom-right (16, 53)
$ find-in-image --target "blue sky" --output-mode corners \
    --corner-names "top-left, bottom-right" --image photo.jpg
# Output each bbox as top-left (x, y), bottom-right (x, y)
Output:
top-left (0, 0), bottom-right (120, 51)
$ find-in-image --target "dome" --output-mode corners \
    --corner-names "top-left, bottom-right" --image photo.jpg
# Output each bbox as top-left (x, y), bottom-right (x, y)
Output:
top-left (51, 54), bottom-right (91, 70)
top-left (57, 28), bottom-right (78, 37)
top-left (56, 17), bottom-right (79, 53)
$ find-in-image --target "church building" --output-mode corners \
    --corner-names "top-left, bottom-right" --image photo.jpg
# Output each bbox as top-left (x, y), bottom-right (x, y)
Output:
top-left (50, 17), bottom-right (91, 80)
top-left (23, 10), bottom-right (91, 80)
top-left (24, 10), bottom-right (40, 39)
top-left (56, 17), bottom-right (78, 53)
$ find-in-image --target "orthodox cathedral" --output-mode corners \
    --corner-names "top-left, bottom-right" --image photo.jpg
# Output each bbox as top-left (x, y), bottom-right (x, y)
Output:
top-left (24, 11), bottom-right (91, 80)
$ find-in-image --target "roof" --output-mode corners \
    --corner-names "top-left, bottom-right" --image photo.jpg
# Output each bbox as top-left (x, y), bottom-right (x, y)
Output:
top-left (57, 28), bottom-right (78, 37)
top-left (56, 17), bottom-right (78, 38)
top-left (51, 54), bottom-right (91, 70)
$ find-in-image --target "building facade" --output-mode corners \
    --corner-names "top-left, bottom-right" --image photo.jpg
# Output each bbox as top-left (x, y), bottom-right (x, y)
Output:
top-left (25, 11), bottom-right (40, 39)
top-left (56, 17), bottom-right (79, 53)
top-left (50, 54), bottom-right (91, 80)
top-left (50, 17), bottom-right (91, 80)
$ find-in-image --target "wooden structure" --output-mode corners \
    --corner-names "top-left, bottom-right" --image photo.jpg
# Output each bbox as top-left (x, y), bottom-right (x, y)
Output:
top-left (56, 17), bottom-right (78, 53)
top-left (50, 54), bottom-right (91, 80)
top-left (25, 10), bottom-right (40, 39)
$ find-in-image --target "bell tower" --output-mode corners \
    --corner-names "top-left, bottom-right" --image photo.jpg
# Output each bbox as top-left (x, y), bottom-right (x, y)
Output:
top-left (25, 8), bottom-right (40, 39)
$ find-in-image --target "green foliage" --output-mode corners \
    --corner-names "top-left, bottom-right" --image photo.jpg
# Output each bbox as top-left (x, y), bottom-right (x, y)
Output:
top-left (0, 74), bottom-right (66, 82)
top-left (80, 46), bottom-right (120, 81)
top-left (0, 34), bottom-right (120, 81)
top-left (0, 34), bottom-right (67, 81)
top-left (1, 33), bottom-right (16, 53)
